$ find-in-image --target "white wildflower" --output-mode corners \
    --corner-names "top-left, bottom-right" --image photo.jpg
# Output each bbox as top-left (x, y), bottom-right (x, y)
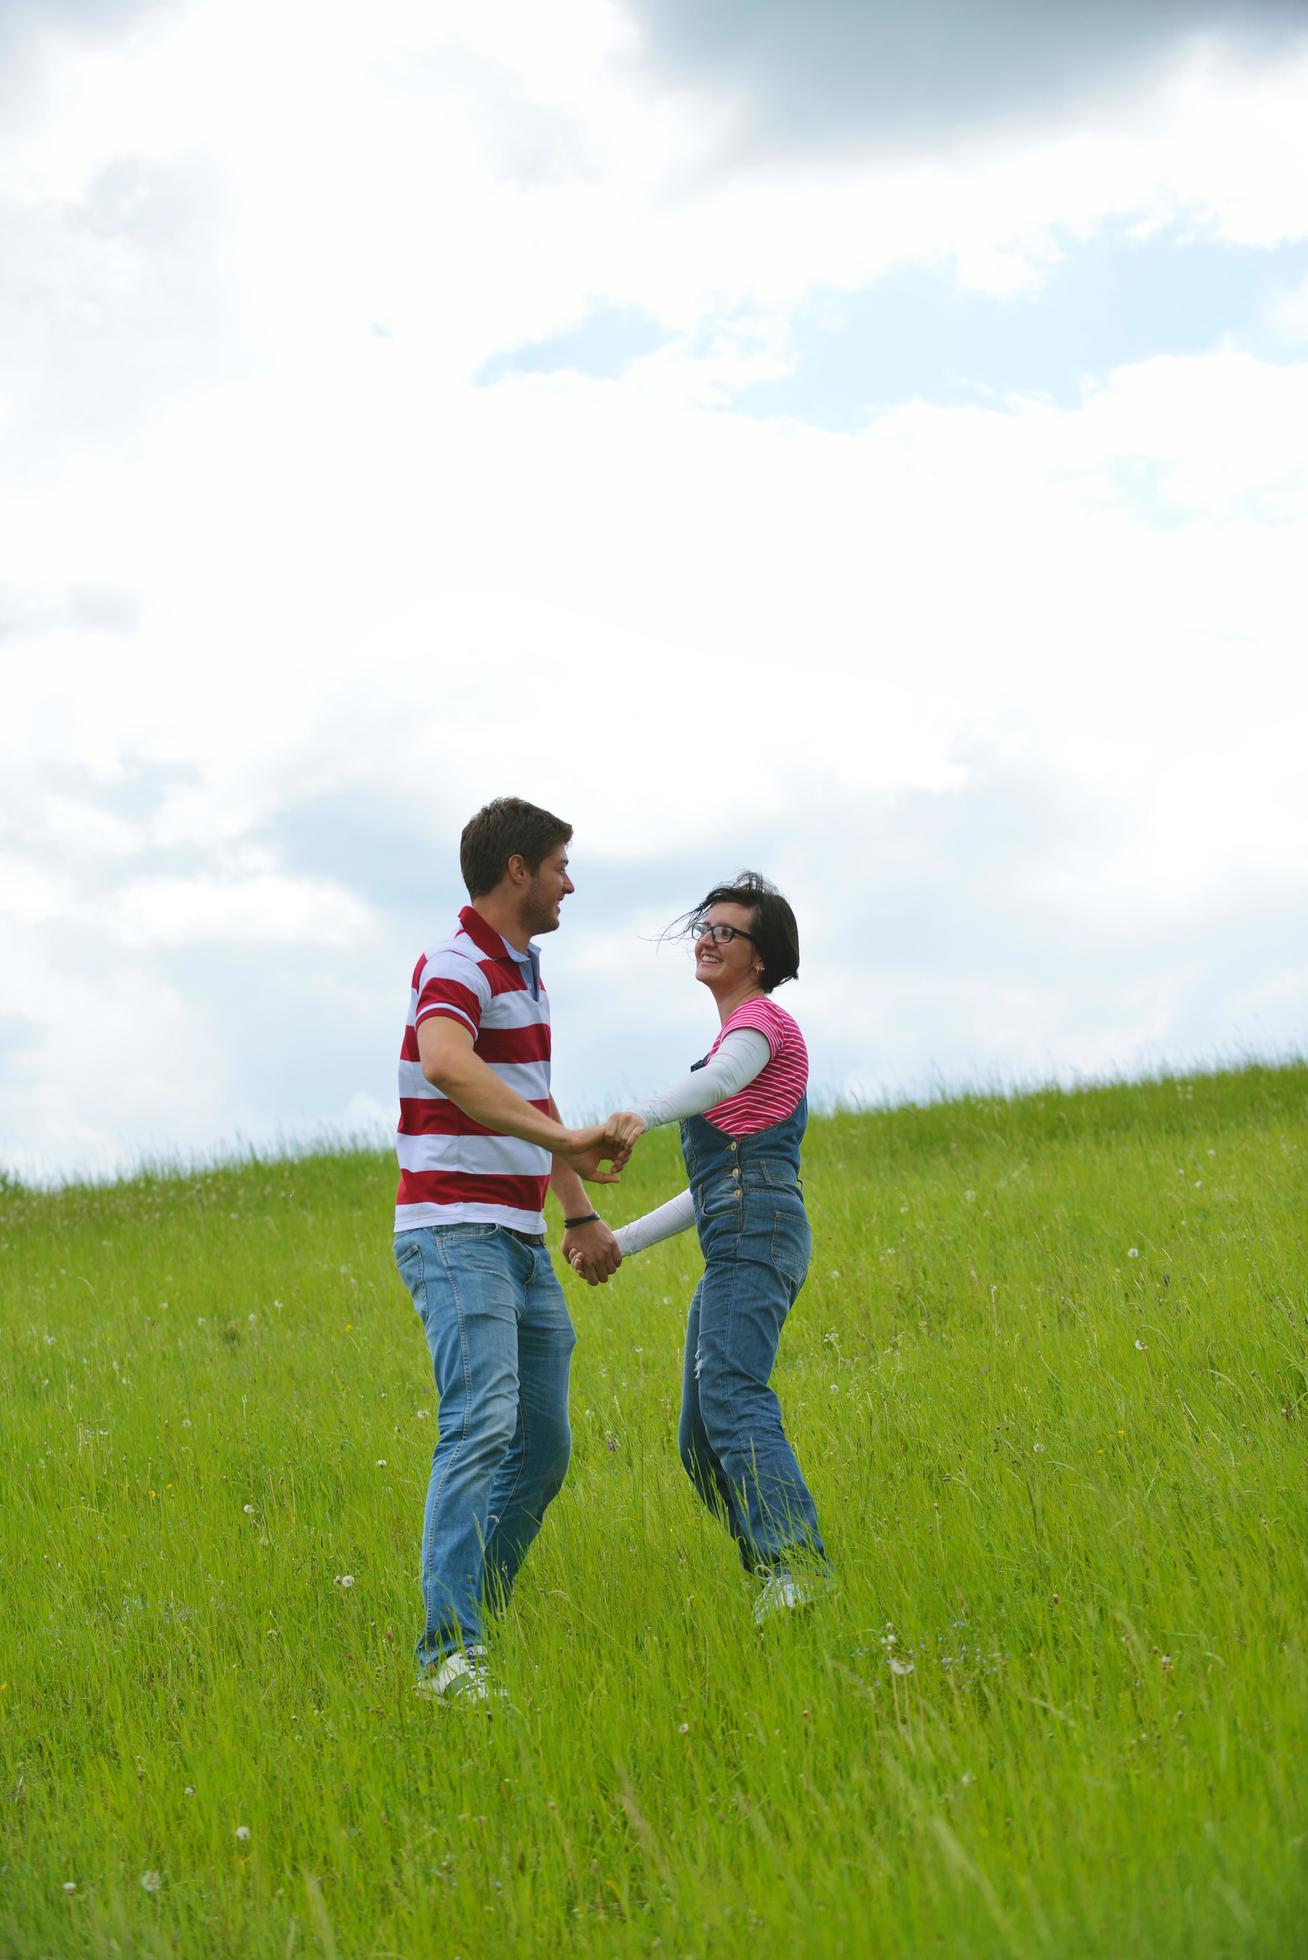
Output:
top-left (888, 1655), bottom-right (915, 1676)
top-left (235, 1825), bottom-right (251, 1841)
top-left (1127, 1247), bottom-right (1140, 1259)
top-left (1134, 1339), bottom-right (1146, 1351)
top-left (243, 1504), bottom-right (255, 1515)
top-left (63, 1880), bottom-right (77, 1892)
top-left (335, 1574), bottom-right (355, 1588)
top-left (140, 1870), bottom-right (163, 1893)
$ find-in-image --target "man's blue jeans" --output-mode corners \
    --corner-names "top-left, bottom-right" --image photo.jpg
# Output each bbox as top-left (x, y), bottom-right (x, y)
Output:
top-left (394, 1224), bottom-right (576, 1670)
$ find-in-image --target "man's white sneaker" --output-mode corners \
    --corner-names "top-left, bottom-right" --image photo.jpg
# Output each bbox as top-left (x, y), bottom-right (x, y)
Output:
top-left (415, 1644), bottom-right (505, 1703)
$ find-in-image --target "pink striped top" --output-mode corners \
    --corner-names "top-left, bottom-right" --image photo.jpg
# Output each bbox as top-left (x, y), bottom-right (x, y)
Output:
top-left (704, 997), bottom-right (807, 1136)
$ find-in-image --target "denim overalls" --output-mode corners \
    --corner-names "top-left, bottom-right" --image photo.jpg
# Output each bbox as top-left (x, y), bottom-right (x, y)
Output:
top-left (677, 1083), bottom-right (827, 1573)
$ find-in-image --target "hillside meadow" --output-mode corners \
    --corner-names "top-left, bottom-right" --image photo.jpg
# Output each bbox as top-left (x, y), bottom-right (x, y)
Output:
top-left (1, 1062), bottom-right (1306, 1957)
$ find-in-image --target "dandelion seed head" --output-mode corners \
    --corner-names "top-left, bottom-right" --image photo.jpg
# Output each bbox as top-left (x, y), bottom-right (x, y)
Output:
top-left (1135, 1339), bottom-right (1146, 1351)
top-left (243, 1504), bottom-right (255, 1514)
top-left (63, 1880), bottom-right (77, 1892)
top-left (888, 1656), bottom-right (915, 1676)
top-left (234, 1825), bottom-right (251, 1841)
top-left (140, 1870), bottom-right (163, 1893)
top-left (1127, 1247), bottom-right (1140, 1259)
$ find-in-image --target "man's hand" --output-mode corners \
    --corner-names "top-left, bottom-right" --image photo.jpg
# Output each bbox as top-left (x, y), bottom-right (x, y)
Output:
top-left (563, 1217), bottom-right (623, 1286)
top-left (556, 1124), bottom-right (632, 1183)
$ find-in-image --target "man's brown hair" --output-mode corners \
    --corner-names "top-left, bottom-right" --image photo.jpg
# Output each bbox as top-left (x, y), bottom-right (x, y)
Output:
top-left (459, 797), bottom-right (573, 900)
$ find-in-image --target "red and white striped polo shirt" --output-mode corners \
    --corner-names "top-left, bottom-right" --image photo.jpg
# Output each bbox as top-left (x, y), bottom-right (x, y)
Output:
top-left (395, 906), bottom-right (552, 1234)
top-left (704, 997), bottom-right (808, 1136)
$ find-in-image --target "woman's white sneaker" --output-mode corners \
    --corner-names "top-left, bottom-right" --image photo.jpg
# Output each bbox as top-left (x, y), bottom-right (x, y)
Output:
top-left (753, 1570), bottom-right (813, 1624)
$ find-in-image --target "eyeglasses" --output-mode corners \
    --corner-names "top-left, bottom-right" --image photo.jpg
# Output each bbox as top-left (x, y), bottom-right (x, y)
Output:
top-left (694, 920), bottom-right (759, 948)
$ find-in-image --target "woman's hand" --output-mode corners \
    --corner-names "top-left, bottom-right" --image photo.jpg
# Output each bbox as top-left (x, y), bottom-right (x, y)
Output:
top-left (557, 1124), bottom-right (630, 1183)
top-left (603, 1110), bottom-right (648, 1153)
top-left (563, 1217), bottom-right (623, 1285)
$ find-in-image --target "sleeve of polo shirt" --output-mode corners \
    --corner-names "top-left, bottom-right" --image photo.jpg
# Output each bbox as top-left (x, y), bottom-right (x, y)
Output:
top-left (413, 951), bottom-right (492, 1039)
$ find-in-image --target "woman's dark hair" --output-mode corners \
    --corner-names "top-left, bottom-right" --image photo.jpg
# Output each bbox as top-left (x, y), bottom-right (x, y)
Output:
top-left (460, 797), bottom-right (572, 899)
top-left (671, 870), bottom-right (800, 992)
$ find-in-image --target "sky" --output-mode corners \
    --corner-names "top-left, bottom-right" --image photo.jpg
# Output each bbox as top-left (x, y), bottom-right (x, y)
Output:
top-left (2, 0), bottom-right (1307, 1183)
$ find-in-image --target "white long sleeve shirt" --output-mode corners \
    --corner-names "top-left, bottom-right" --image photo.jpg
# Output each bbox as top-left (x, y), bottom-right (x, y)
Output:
top-left (612, 1029), bottom-right (770, 1256)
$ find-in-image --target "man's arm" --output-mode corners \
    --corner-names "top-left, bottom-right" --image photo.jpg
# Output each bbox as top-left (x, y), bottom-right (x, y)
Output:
top-left (547, 1098), bottom-right (623, 1284)
top-left (416, 1018), bottom-right (624, 1181)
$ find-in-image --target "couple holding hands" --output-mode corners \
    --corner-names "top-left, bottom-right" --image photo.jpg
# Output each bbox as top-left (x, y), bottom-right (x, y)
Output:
top-left (394, 798), bottom-right (830, 1701)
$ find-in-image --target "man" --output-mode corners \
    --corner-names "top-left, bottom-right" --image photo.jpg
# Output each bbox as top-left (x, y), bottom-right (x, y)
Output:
top-left (394, 796), bottom-right (627, 1701)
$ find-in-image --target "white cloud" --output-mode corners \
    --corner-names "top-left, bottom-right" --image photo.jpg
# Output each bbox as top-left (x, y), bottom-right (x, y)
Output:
top-left (2, 1), bottom-right (1307, 1177)
top-left (107, 872), bottom-right (376, 947)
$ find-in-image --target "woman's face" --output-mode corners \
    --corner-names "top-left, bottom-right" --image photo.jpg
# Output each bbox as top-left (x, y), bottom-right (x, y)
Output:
top-left (693, 902), bottom-right (763, 993)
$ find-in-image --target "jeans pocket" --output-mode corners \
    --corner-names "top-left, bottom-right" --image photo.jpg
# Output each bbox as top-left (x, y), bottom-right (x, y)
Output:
top-left (699, 1176), bottom-right (743, 1220)
top-left (770, 1211), bottom-right (810, 1286)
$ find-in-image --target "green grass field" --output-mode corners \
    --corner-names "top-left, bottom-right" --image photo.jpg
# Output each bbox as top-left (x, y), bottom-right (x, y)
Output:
top-left (2, 1062), bottom-right (1306, 1957)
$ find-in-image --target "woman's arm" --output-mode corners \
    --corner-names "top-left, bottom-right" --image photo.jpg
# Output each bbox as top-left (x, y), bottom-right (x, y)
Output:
top-left (611, 1188), bottom-right (697, 1257)
top-left (626, 1028), bottom-right (771, 1130)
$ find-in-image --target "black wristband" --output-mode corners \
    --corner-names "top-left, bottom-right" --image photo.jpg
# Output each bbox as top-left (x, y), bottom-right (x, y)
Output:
top-left (563, 1212), bottom-right (601, 1229)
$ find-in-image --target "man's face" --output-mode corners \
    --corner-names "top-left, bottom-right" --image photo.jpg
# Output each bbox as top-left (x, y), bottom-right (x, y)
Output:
top-left (521, 844), bottom-right (574, 936)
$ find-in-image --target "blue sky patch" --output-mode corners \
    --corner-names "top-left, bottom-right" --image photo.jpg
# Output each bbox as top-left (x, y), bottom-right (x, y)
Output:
top-left (729, 229), bottom-right (1308, 427)
top-left (476, 305), bottom-right (668, 386)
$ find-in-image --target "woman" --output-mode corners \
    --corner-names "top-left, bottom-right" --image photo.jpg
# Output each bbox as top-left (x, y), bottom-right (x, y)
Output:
top-left (596, 872), bottom-right (831, 1620)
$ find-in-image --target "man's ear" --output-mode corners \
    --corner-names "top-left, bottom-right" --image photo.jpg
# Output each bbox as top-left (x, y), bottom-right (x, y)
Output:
top-left (504, 852), bottom-right (529, 887)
